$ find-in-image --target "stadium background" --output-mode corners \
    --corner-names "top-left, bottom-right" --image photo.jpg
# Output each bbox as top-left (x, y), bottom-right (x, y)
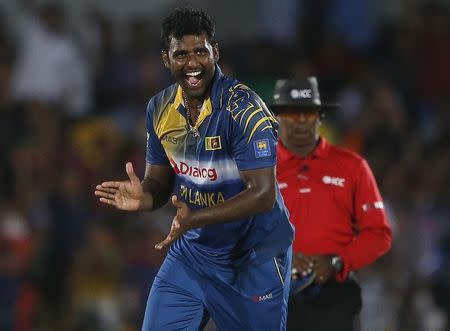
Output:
top-left (0, 0), bottom-right (449, 330)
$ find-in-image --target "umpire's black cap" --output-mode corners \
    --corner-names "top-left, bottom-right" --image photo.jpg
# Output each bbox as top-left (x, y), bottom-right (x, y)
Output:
top-left (271, 77), bottom-right (339, 114)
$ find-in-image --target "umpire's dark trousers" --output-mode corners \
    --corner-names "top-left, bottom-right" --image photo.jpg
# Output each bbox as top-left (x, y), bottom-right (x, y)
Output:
top-left (287, 277), bottom-right (362, 331)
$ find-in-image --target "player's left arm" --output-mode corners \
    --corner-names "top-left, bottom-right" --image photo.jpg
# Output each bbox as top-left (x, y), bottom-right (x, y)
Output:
top-left (193, 165), bottom-right (277, 223)
top-left (155, 166), bottom-right (277, 250)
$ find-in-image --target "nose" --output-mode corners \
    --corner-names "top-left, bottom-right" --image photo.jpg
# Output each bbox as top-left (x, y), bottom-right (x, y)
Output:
top-left (186, 53), bottom-right (200, 69)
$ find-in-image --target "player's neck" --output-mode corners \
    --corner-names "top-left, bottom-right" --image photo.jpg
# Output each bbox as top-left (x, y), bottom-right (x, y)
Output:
top-left (183, 91), bottom-right (207, 110)
top-left (183, 91), bottom-right (205, 125)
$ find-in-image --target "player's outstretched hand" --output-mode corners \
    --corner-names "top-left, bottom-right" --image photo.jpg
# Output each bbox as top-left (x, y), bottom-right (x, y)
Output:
top-left (155, 195), bottom-right (193, 250)
top-left (94, 162), bottom-right (145, 211)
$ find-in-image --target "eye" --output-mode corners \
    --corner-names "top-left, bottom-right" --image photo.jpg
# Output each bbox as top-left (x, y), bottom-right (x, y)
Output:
top-left (174, 53), bottom-right (187, 60)
top-left (196, 49), bottom-right (208, 56)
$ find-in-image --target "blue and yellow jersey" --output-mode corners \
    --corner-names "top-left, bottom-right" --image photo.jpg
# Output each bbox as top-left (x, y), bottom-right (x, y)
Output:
top-left (146, 66), bottom-right (293, 267)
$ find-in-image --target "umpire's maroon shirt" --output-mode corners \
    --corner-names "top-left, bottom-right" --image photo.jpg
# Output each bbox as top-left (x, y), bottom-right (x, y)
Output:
top-left (277, 137), bottom-right (392, 281)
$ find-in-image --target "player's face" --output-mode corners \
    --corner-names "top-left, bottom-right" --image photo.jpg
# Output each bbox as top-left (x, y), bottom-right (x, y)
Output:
top-left (162, 33), bottom-right (219, 100)
top-left (277, 107), bottom-right (321, 150)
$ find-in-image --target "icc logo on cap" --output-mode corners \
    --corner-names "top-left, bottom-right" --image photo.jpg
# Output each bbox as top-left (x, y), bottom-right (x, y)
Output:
top-left (290, 89), bottom-right (312, 99)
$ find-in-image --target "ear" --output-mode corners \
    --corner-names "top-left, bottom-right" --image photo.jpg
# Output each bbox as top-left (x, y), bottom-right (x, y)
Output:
top-left (213, 43), bottom-right (220, 62)
top-left (161, 50), bottom-right (170, 69)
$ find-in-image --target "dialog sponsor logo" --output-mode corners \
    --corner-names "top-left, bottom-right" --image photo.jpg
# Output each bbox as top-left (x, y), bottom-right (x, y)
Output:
top-left (170, 159), bottom-right (217, 181)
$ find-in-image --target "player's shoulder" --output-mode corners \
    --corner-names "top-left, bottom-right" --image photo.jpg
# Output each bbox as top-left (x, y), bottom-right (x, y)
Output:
top-left (146, 83), bottom-right (178, 118)
top-left (225, 82), bottom-right (265, 109)
top-left (222, 81), bottom-right (274, 122)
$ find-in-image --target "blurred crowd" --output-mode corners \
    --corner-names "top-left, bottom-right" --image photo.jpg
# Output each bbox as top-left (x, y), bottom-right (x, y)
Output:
top-left (0, 1), bottom-right (449, 330)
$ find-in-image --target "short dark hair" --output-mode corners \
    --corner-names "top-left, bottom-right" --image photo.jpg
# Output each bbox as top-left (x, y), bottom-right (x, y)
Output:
top-left (161, 7), bottom-right (216, 50)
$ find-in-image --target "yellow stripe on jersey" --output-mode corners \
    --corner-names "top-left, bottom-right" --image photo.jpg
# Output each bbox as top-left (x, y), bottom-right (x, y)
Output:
top-left (232, 103), bottom-right (253, 121)
top-left (226, 84), bottom-right (251, 114)
top-left (255, 99), bottom-right (277, 123)
top-left (154, 102), bottom-right (185, 140)
top-left (224, 83), bottom-right (278, 143)
top-left (195, 97), bottom-right (213, 128)
top-left (247, 116), bottom-right (274, 143)
top-left (173, 85), bottom-right (184, 109)
top-left (232, 83), bottom-right (251, 93)
top-left (238, 102), bottom-right (257, 126)
top-left (243, 107), bottom-right (263, 134)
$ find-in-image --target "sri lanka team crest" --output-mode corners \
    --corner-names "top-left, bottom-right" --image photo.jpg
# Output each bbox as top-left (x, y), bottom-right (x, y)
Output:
top-left (254, 139), bottom-right (271, 158)
top-left (205, 136), bottom-right (222, 151)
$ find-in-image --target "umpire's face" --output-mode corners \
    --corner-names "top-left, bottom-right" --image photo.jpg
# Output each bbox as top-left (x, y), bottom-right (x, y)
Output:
top-left (277, 106), bottom-right (321, 152)
top-left (162, 32), bottom-right (219, 100)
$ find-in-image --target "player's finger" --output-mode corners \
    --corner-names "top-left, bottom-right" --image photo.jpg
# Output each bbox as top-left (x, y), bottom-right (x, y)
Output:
top-left (171, 195), bottom-right (183, 208)
top-left (154, 235), bottom-right (174, 250)
top-left (95, 191), bottom-right (116, 200)
top-left (95, 189), bottom-right (116, 196)
top-left (99, 197), bottom-right (117, 207)
top-left (100, 181), bottom-right (121, 188)
top-left (95, 185), bottom-right (116, 194)
top-left (126, 162), bottom-right (140, 184)
top-left (155, 220), bottom-right (181, 250)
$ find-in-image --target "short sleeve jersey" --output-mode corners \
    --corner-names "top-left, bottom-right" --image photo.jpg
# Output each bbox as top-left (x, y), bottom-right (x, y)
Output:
top-left (145, 66), bottom-right (293, 267)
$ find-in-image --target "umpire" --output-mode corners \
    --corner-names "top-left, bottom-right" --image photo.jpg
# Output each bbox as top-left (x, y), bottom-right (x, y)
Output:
top-left (272, 77), bottom-right (393, 331)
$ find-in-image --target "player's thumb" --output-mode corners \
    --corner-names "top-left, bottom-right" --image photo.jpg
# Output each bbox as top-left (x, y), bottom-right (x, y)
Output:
top-left (126, 162), bottom-right (140, 184)
top-left (171, 195), bottom-right (183, 208)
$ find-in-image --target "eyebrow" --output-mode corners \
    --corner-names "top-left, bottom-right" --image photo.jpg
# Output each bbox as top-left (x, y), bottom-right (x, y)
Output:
top-left (194, 46), bottom-right (209, 51)
top-left (172, 49), bottom-right (188, 56)
top-left (172, 46), bottom-right (209, 55)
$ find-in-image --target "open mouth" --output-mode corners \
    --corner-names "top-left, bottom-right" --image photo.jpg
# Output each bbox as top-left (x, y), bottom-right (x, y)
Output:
top-left (185, 71), bottom-right (203, 88)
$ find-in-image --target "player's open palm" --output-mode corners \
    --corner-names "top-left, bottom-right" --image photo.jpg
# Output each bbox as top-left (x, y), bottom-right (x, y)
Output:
top-left (95, 162), bottom-right (144, 211)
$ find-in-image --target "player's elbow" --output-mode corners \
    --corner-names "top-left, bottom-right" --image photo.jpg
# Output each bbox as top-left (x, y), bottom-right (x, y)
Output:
top-left (255, 186), bottom-right (276, 213)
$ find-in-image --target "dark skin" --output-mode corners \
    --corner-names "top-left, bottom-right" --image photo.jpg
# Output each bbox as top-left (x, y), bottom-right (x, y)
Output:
top-left (95, 33), bottom-right (276, 251)
top-left (277, 107), bottom-right (335, 285)
top-left (162, 32), bottom-right (219, 123)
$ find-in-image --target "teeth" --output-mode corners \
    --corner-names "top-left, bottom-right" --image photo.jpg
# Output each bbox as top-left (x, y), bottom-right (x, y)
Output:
top-left (186, 71), bottom-right (201, 76)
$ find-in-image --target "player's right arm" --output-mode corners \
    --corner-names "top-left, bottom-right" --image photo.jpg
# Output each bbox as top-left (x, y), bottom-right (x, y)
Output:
top-left (94, 162), bottom-right (174, 211)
